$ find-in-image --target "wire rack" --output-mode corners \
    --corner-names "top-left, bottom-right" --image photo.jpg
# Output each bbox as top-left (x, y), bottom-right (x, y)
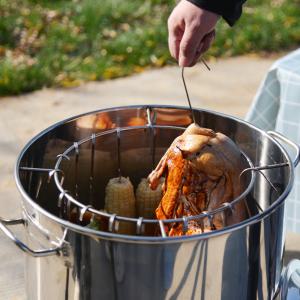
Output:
top-left (19, 105), bottom-right (290, 237)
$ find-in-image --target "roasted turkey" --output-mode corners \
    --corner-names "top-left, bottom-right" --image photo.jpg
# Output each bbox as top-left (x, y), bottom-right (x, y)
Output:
top-left (148, 123), bottom-right (247, 236)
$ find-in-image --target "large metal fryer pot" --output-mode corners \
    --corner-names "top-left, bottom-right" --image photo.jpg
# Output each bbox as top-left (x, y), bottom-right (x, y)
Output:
top-left (1, 105), bottom-right (300, 300)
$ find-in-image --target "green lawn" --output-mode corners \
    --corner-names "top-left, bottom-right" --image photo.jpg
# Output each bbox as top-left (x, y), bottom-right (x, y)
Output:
top-left (0, 0), bottom-right (299, 96)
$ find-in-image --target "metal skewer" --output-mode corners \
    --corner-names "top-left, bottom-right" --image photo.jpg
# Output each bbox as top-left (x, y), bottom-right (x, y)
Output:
top-left (181, 67), bottom-right (195, 124)
top-left (181, 59), bottom-right (211, 124)
top-left (201, 58), bottom-right (211, 71)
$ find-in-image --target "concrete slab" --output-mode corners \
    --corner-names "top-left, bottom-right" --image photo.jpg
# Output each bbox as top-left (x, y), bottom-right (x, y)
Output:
top-left (0, 55), bottom-right (299, 299)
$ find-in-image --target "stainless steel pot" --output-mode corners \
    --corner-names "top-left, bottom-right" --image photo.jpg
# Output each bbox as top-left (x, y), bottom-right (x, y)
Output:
top-left (0, 105), bottom-right (300, 300)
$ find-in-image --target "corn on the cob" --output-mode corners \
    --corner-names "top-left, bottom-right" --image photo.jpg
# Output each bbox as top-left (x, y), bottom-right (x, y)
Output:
top-left (136, 177), bottom-right (164, 218)
top-left (104, 176), bottom-right (136, 234)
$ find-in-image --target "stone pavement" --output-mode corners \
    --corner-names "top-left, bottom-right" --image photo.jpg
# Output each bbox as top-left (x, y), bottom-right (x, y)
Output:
top-left (0, 55), bottom-right (299, 299)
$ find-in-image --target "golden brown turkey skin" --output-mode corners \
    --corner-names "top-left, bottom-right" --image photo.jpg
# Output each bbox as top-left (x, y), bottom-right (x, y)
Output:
top-left (148, 123), bottom-right (247, 236)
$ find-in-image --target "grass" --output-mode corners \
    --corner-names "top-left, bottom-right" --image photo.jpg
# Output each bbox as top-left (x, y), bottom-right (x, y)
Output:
top-left (0, 0), bottom-right (299, 96)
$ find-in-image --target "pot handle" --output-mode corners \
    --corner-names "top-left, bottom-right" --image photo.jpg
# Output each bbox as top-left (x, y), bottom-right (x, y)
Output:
top-left (274, 259), bottom-right (300, 300)
top-left (267, 131), bottom-right (300, 167)
top-left (0, 217), bottom-right (61, 257)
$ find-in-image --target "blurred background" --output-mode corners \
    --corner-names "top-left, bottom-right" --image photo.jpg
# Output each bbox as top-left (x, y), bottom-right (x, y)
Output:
top-left (0, 0), bottom-right (299, 96)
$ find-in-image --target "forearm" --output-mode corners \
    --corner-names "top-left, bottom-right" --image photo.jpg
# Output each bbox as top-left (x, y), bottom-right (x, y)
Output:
top-left (187, 0), bottom-right (247, 26)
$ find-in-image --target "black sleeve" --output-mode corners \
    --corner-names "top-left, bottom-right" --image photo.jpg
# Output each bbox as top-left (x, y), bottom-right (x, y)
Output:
top-left (187, 0), bottom-right (247, 26)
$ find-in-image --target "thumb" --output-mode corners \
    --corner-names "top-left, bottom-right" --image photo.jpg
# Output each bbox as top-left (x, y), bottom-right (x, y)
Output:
top-left (179, 25), bottom-right (204, 67)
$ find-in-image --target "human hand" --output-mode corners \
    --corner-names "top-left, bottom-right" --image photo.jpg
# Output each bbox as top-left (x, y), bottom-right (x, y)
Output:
top-left (168, 0), bottom-right (219, 67)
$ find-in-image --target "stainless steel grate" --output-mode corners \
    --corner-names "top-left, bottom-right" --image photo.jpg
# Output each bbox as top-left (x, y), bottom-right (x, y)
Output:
top-left (19, 106), bottom-right (290, 237)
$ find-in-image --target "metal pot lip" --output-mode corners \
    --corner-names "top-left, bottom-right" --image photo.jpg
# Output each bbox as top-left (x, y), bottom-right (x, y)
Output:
top-left (14, 104), bottom-right (295, 244)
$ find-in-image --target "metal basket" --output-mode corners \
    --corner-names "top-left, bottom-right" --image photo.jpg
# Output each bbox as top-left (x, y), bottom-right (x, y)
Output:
top-left (1, 105), bottom-right (299, 300)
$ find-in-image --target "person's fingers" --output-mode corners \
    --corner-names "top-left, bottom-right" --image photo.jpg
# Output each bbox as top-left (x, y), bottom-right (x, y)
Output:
top-left (168, 17), bottom-right (184, 60)
top-left (189, 42), bottom-right (204, 67)
top-left (168, 28), bottom-right (176, 59)
top-left (189, 30), bottom-right (215, 67)
top-left (179, 24), bottom-right (204, 67)
top-left (168, 30), bottom-right (183, 61)
top-left (167, 1), bottom-right (219, 66)
top-left (200, 30), bottom-right (215, 54)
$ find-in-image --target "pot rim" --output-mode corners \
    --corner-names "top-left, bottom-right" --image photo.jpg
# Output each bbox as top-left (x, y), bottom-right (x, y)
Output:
top-left (15, 104), bottom-right (295, 244)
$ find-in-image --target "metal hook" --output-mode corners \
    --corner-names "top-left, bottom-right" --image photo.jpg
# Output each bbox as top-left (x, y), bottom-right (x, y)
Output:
top-left (181, 67), bottom-right (195, 124)
top-left (90, 133), bottom-right (96, 204)
top-left (58, 191), bottom-right (68, 208)
top-left (201, 58), bottom-right (211, 71)
top-left (220, 202), bottom-right (234, 215)
top-left (116, 128), bottom-right (122, 182)
top-left (58, 190), bottom-right (71, 219)
top-left (73, 142), bottom-right (80, 156)
top-left (149, 125), bottom-right (156, 170)
top-left (182, 216), bottom-right (188, 234)
top-left (48, 168), bottom-right (64, 183)
top-left (108, 214), bottom-right (117, 232)
top-left (56, 154), bottom-right (70, 161)
top-left (240, 163), bottom-right (288, 194)
top-left (79, 205), bottom-right (93, 222)
top-left (159, 220), bottom-right (167, 238)
top-left (202, 211), bottom-right (214, 229)
top-left (91, 133), bottom-right (96, 143)
top-left (73, 142), bottom-right (80, 199)
top-left (146, 107), bottom-right (152, 126)
top-left (136, 217), bottom-right (144, 235)
top-left (240, 163), bottom-right (288, 178)
top-left (181, 59), bottom-right (211, 125)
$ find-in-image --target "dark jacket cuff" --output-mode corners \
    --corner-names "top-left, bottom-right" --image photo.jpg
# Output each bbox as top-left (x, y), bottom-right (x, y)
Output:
top-left (187, 0), bottom-right (246, 26)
